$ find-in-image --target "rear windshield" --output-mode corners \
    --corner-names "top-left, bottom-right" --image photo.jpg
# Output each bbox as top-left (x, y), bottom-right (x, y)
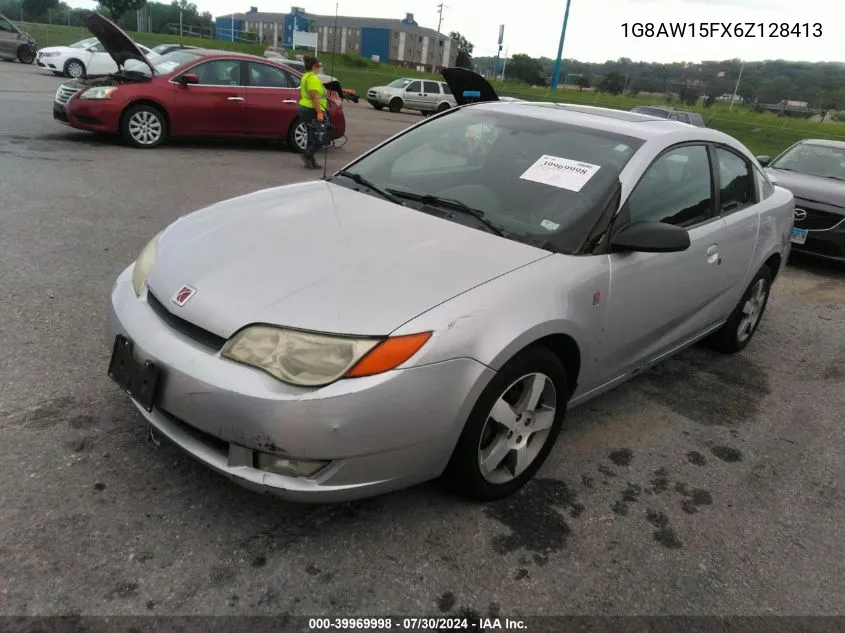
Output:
top-left (124, 50), bottom-right (203, 75)
top-left (633, 106), bottom-right (670, 118)
top-left (344, 106), bottom-right (644, 253)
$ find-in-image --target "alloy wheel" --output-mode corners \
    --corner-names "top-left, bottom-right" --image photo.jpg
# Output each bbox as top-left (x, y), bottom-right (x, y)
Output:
top-left (477, 372), bottom-right (557, 484)
top-left (67, 61), bottom-right (84, 78)
top-left (737, 278), bottom-right (768, 343)
top-left (128, 110), bottom-right (163, 146)
top-left (294, 121), bottom-right (308, 151)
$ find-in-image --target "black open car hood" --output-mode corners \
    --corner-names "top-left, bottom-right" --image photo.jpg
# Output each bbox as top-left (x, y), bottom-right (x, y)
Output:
top-left (441, 67), bottom-right (500, 105)
top-left (82, 10), bottom-right (155, 74)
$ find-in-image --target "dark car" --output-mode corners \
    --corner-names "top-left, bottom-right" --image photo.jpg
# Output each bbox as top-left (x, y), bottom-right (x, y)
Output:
top-left (758, 139), bottom-right (845, 263)
top-left (0, 12), bottom-right (36, 63)
top-left (52, 11), bottom-right (345, 152)
top-left (631, 105), bottom-right (706, 127)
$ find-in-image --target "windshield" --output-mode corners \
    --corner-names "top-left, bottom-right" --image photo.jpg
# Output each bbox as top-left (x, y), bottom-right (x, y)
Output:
top-left (388, 78), bottom-right (412, 88)
top-left (124, 50), bottom-right (203, 75)
top-left (70, 37), bottom-right (98, 48)
top-left (632, 106), bottom-right (670, 118)
top-left (770, 142), bottom-right (845, 180)
top-left (337, 106), bottom-right (643, 252)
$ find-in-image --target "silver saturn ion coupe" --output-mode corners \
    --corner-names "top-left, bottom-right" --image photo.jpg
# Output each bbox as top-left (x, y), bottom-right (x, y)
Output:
top-left (107, 68), bottom-right (795, 503)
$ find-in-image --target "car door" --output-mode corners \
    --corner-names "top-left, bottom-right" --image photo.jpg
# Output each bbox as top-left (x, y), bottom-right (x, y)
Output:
top-left (422, 80), bottom-right (442, 110)
top-left (709, 145), bottom-right (760, 319)
top-left (600, 143), bottom-right (727, 381)
top-left (0, 17), bottom-right (18, 58)
top-left (403, 80), bottom-right (423, 109)
top-left (244, 61), bottom-right (299, 137)
top-left (171, 58), bottom-right (246, 136)
top-left (84, 41), bottom-right (117, 76)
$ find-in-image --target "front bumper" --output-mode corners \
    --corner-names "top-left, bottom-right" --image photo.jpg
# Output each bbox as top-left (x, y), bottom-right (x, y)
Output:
top-left (792, 220), bottom-right (845, 263)
top-left (55, 97), bottom-right (121, 133)
top-left (36, 57), bottom-right (60, 72)
top-left (107, 265), bottom-right (494, 502)
top-left (367, 91), bottom-right (391, 107)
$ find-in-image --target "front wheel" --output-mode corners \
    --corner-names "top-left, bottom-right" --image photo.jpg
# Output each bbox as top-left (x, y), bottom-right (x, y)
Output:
top-left (371, 103), bottom-right (384, 111)
top-left (121, 104), bottom-right (167, 148)
top-left (17, 46), bottom-right (36, 64)
top-left (388, 97), bottom-right (403, 113)
top-left (64, 58), bottom-right (85, 79)
top-left (442, 346), bottom-right (569, 501)
top-left (705, 265), bottom-right (773, 353)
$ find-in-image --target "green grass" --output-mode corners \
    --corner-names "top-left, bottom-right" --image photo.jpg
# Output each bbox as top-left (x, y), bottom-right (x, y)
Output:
top-left (22, 22), bottom-right (845, 156)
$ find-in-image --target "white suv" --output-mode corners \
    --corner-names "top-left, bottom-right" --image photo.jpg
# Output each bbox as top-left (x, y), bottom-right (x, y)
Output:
top-left (367, 78), bottom-right (456, 114)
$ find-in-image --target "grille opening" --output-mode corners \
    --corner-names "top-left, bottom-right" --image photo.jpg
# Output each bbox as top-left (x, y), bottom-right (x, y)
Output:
top-left (146, 290), bottom-right (227, 351)
top-left (158, 409), bottom-right (230, 456)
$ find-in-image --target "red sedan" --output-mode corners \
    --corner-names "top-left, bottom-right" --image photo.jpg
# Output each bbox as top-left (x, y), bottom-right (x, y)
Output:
top-left (53, 12), bottom-right (346, 151)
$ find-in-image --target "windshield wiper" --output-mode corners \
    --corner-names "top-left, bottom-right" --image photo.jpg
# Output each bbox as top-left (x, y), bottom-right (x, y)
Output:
top-left (334, 170), bottom-right (403, 205)
top-left (386, 189), bottom-right (507, 237)
top-left (824, 175), bottom-right (845, 181)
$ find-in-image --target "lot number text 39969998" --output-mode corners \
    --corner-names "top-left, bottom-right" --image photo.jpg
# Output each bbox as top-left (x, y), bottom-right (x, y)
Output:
top-left (621, 22), bottom-right (822, 38)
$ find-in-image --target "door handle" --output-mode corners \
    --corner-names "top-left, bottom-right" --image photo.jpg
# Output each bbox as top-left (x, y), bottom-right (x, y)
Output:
top-left (706, 244), bottom-right (721, 265)
top-left (227, 96), bottom-right (244, 101)
top-left (283, 99), bottom-right (297, 103)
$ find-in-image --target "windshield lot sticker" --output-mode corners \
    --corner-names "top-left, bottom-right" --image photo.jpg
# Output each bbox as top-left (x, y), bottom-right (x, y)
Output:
top-left (540, 219), bottom-right (560, 231)
top-left (519, 155), bottom-right (601, 192)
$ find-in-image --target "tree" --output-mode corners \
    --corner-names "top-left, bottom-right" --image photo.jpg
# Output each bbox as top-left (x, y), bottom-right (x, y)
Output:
top-left (575, 75), bottom-right (590, 91)
top-left (98, 0), bottom-right (145, 21)
top-left (598, 71), bottom-right (625, 95)
top-left (449, 31), bottom-right (473, 69)
top-left (21, 0), bottom-right (59, 19)
top-left (506, 53), bottom-right (543, 85)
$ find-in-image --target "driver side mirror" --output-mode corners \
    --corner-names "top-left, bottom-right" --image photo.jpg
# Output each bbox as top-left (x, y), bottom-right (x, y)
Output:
top-left (755, 155), bottom-right (770, 166)
top-left (178, 73), bottom-right (199, 85)
top-left (610, 221), bottom-right (691, 253)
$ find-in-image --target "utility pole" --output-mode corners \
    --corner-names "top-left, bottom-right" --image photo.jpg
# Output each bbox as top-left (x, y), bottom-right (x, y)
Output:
top-left (436, 3), bottom-right (445, 32)
top-left (550, 0), bottom-right (573, 91)
top-left (729, 61), bottom-right (744, 112)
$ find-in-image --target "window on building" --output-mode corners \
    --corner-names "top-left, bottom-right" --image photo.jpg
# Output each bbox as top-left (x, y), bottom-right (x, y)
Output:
top-left (419, 36), bottom-right (422, 42)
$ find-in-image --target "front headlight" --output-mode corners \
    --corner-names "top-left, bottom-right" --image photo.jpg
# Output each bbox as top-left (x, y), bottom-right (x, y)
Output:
top-left (222, 326), bottom-right (432, 387)
top-left (79, 86), bottom-right (118, 100)
top-left (39, 51), bottom-right (59, 57)
top-left (131, 232), bottom-right (161, 296)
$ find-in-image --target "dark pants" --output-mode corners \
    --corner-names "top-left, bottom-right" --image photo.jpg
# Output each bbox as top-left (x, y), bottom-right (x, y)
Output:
top-left (298, 106), bottom-right (329, 160)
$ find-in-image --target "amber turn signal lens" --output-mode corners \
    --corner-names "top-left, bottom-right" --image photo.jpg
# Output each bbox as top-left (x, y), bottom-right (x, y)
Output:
top-left (345, 332), bottom-right (433, 378)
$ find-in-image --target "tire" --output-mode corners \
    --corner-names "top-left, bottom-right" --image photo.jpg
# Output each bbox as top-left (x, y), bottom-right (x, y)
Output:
top-left (442, 346), bottom-right (569, 501)
top-left (17, 46), bottom-right (36, 64)
top-left (704, 265), bottom-right (773, 354)
top-left (436, 102), bottom-right (450, 112)
top-left (372, 104), bottom-right (384, 111)
top-left (388, 97), bottom-right (402, 113)
top-left (120, 103), bottom-right (167, 149)
top-left (286, 118), bottom-right (308, 153)
top-left (64, 59), bottom-right (85, 79)
top-left (52, 71), bottom-right (64, 77)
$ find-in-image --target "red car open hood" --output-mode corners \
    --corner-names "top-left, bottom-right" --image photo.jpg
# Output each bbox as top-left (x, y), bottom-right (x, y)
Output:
top-left (82, 10), bottom-right (155, 74)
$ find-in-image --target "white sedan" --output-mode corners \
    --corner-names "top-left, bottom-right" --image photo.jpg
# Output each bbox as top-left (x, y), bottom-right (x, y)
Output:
top-left (35, 36), bottom-right (157, 79)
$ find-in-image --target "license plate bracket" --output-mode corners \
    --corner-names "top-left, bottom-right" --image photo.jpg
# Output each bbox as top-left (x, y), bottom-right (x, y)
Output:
top-left (107, 335), bottom-right (160, 412)
top-left (790, 227), bottom-right (808, 245)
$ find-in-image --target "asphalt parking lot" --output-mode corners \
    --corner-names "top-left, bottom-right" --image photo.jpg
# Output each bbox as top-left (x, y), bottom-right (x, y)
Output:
top-left (1, 59), bottom-right (844, 618)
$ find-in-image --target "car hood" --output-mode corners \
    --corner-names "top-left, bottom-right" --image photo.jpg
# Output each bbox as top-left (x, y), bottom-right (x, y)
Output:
top-left (38, 45), bottom-right (72, 53)
top-left (146, 181), bottom-right (551, 338)
top-left (81, 10), bottom-right (155, 73)
top-left (766, 168), bottom-right (845, 209)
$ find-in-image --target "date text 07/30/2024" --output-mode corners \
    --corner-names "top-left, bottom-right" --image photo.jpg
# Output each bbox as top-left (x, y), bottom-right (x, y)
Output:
top-left (306, 617), bottom-right (527, 630)
top-left (621, 22), bottom-right (822, 38)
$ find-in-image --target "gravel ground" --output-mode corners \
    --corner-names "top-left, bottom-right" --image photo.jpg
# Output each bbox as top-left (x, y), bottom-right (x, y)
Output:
top-left (1, 60), bottom-right (844, 619)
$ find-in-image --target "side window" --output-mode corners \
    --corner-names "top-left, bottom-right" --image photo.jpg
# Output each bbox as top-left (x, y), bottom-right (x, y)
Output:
top-left (441, 83), bottom-right (452, 95)
top-left (423, 81), bottom-right (440, 93)
top-left (0, 20), bottom-right (14, 32)
top-left (247, 62), bottom-right (293, 88)
top-left (716, 147), bottom-right (755, 213)
top-left (627, 145), bottom-right (714, 227)
top-left (188, 59), bottom-right (242, 86)
top-left (668, 113), bottom-right (681, 121)
top-left (406, 80), bottom-right (421, 92)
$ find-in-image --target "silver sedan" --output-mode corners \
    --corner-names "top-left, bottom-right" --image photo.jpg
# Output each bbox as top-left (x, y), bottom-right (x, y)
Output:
top-left (107, 70), bottom-right (794, 503)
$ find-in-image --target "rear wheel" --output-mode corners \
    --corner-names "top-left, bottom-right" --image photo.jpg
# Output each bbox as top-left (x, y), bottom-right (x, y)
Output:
top-left (442, 346), bottom-right (569, 500)
top-left (17, 46), bottom-right (35, 64)
top-left (388, 97), bottom-right (403, 113)
top-left (436, 102), bottom-right (450, 112)
top-left (705, 265), bottom-right (772, 353)
top-left (64, 59), bottom-right (85, 79)
top-left (121, 104), bottom-right (167, 148)
top-left (287, 118), bottom-right (308, 153)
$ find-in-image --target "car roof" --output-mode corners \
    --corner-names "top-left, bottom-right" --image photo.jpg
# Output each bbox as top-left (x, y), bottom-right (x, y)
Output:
top-left (799, 138), bottom-right (845, 150)
top-left (467, 101), bottom-right (734, 144)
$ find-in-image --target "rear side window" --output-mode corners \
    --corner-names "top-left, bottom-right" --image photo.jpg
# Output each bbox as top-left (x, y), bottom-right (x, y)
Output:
top-left (715, 147), bottom-right (756, 213)
top-left (689, 114), bottom-right (705, 126)
top-left (441, 83), bottom-right (452, 95)
top-left (423, 81), bottom-right (440, 93)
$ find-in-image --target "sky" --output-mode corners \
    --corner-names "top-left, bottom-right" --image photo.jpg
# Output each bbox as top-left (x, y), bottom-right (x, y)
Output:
top-left (69, 0), bottom-right (839, 64)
